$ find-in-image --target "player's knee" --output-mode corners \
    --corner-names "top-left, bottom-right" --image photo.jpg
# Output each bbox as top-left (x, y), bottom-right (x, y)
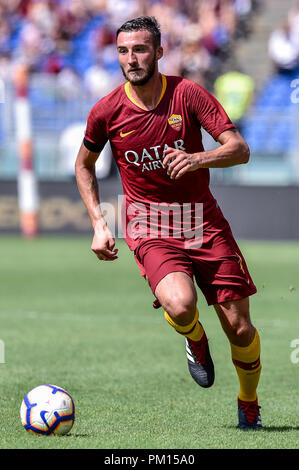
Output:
top-left (163, 292), bottom-right (196, 326)
top-left (229, 320), bottom-right (255, 346)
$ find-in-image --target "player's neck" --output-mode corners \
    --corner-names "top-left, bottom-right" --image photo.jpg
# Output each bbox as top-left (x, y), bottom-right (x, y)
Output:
top-left (129, 72), bottom-right (163, 111)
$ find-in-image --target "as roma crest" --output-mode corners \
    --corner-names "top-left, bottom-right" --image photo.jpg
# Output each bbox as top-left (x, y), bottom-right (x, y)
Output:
top-left (168, 114), bottom-right (183, 131)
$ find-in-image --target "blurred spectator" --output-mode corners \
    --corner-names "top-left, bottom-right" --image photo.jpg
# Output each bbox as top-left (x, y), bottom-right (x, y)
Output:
top-left (0, 53), bottom-right (11, 81)
top-left (106, 0), bottom-right (141, 29)
top-left (214, 70), bottom-right (254, 131)
top-left (179, 25), bottom-right (211, 86)
top-left (84, 61), bottom-right (113, 98)
top-left (234, 0), bottom-right (252, 16)
top-left (197, 0), bottom-right (233, 57)
top-left (0, 17), bottom-right (11, 55)
top-left (233, 0), bottom-right (254, 38)
top-left (268, 19), bottom-right (299, 74)
top-left (56, 66), bottom-right (82, 100)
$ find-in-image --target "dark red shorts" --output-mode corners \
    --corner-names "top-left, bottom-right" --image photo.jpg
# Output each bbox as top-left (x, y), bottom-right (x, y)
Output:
top-left (134, 220), bottom-right (257, 307)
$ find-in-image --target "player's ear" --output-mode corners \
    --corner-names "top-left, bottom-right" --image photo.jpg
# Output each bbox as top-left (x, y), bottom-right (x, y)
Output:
top-left (156, 46), bottom-right (163, 61)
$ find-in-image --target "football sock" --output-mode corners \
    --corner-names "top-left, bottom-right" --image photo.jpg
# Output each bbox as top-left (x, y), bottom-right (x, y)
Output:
top-left (164, 308), bottom-right (205, 342)
top-left (230, 329), bottom-right (261, 402)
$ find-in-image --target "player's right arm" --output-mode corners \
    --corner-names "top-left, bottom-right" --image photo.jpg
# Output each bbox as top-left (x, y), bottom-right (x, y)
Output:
top-left (75, 142), bottom-right (118, 261)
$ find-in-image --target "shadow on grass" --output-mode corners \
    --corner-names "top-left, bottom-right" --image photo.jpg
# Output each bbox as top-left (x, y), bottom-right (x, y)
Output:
top-left (224, 425), bottom-right (299, 432)
top-left (260, 425), bottom-right (299, 432)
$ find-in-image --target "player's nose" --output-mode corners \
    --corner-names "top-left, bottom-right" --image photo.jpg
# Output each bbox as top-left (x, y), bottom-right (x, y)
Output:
top-left (128, 50), bottom-right (137, 64)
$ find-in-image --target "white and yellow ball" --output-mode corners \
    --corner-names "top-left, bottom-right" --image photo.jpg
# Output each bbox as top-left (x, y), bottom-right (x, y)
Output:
top-left (20, 384), bottom-right (75, 435)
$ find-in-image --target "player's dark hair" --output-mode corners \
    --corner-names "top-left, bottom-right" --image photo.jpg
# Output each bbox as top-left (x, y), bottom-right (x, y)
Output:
top-left (116, 16), bottom-right (161, 49)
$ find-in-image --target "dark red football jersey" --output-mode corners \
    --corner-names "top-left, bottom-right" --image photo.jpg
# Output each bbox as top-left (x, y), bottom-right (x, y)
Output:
top-left (84, 75), bottom-right (235, 250)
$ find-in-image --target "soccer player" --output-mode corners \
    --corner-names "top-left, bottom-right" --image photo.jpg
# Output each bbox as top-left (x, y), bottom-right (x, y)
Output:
top-left (75, 16), bottom-right (262, 430)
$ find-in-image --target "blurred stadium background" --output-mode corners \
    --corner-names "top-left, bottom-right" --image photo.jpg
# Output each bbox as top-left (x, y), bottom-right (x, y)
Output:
top-left (0, 0), bottom-right (299, 238)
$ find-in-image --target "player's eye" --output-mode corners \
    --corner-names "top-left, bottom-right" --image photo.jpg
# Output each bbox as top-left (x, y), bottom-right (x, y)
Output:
top-left (118, 49), bottom-right (127, 54)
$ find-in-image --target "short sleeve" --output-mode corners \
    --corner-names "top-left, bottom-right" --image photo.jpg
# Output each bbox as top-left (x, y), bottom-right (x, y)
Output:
top-left (188, 82), bottom-right (235, 140)
top-left (83, 103), bottom-right (108, 152)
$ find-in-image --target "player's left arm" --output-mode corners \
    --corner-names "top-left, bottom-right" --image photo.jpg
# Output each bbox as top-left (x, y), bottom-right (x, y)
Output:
top-left (163, 128), bottom-right (250, 180)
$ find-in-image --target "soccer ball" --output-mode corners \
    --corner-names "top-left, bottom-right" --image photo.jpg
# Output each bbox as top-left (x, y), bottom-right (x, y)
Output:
top-left (20, 384), bottom-right (75, 435)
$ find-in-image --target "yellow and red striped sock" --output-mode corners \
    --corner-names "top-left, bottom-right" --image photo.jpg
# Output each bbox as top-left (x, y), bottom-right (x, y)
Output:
top-left (164, 308), bottom-right (205, 342)
top-left (230, 329), bottom-right (262, 402)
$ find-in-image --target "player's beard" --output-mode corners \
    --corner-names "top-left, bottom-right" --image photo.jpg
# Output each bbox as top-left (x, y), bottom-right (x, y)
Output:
top-left (121, 56), bottom-right (156, 86)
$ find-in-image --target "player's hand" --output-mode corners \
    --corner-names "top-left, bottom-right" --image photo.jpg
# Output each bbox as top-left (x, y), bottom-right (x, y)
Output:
top-left (163, 147), bottom-right (200, 180)
top-left (91, 220), bottom-right (118, 261)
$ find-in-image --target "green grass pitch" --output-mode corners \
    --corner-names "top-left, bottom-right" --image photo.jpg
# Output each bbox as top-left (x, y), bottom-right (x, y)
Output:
top-left (0, 235), bottom-right (299, 449)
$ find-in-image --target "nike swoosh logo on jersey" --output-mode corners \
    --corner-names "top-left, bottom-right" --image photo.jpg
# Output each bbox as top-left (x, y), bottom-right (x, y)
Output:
top-left (120, 130), bottom-right (136, 138)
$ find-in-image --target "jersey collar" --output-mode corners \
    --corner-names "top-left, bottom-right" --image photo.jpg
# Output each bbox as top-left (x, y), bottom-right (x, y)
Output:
top-left (124, 74), bottom-right (167, 111)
